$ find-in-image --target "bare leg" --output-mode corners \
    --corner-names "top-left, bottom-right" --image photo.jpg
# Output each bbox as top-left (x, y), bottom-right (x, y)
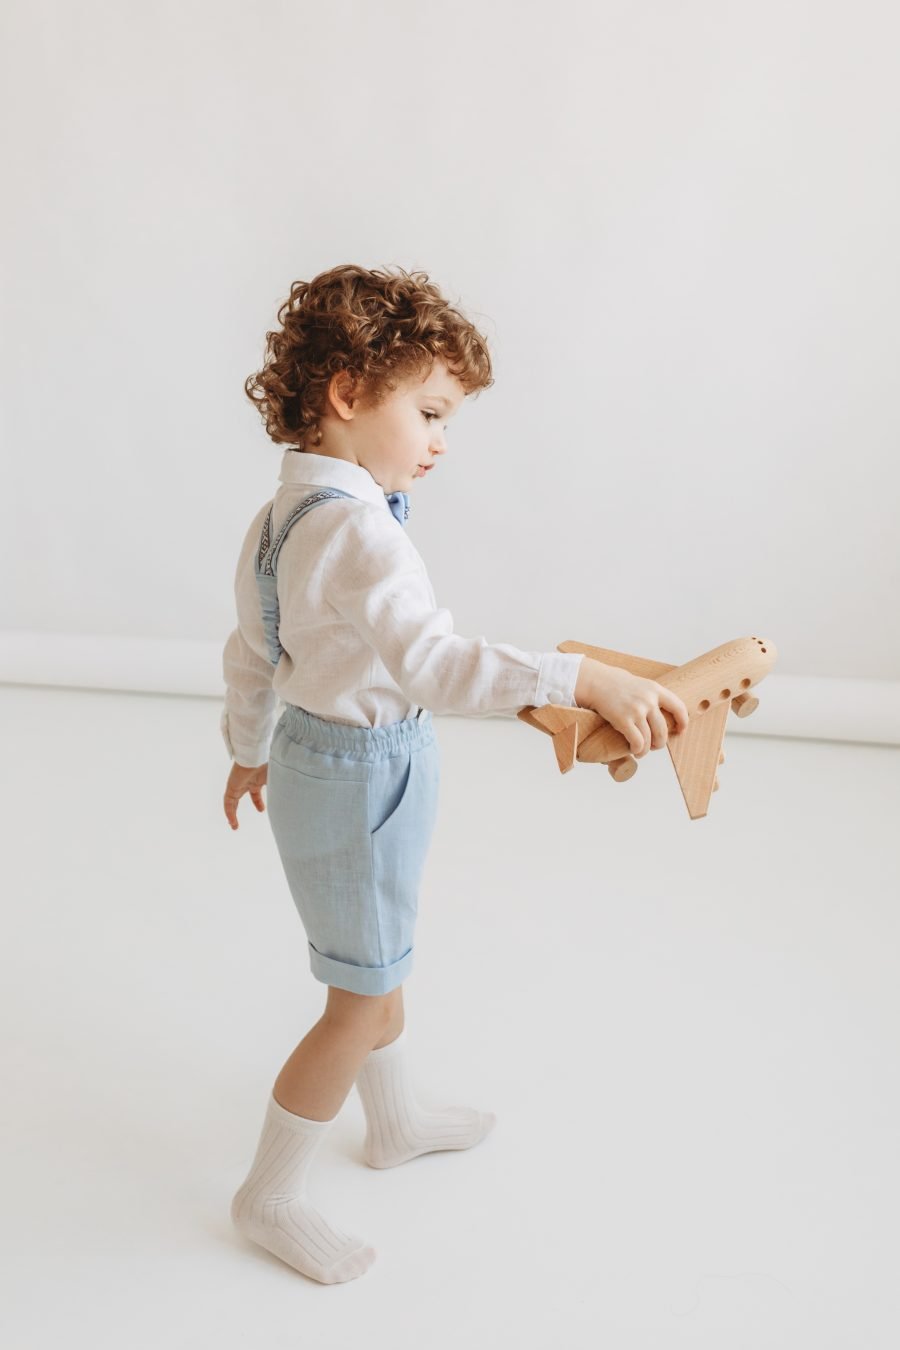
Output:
top-left (272, 984), bottom-right (406, 1121)
top-left (373, 984), bottom-right (405, 1048)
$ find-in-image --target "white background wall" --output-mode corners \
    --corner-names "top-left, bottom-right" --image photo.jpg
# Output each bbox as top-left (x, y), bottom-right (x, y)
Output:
top-left (2, 1), bottom-right (898, 717)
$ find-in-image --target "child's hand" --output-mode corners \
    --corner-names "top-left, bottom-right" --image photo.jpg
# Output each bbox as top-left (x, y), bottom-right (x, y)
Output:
top-left (224, 761), bottom-right (268, 830)
top-left (574, 658), bottom-right (690, 758)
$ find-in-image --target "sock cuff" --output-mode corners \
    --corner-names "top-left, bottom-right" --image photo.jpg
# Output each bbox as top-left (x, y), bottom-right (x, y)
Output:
top-left (268, 1092), bottom-right (337, 1132)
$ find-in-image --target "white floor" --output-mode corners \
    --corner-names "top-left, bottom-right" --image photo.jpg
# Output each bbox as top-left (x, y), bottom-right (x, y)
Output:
top-left (2, 683), bottom-right (899, 1349)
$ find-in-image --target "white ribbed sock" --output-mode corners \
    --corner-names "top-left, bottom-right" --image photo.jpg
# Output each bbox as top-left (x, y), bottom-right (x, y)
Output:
top-left (354, 1027), bottom-right (496, 1168)
top-left (230, 1093), bottom-right (376, 1284)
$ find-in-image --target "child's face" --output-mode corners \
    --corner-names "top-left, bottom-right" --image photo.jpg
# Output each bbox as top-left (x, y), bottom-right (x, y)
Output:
top-left (323, 359), bottom-right (466, 493)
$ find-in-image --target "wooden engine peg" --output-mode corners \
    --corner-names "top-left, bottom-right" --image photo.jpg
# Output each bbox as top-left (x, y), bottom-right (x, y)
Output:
top-left (612, 741), bottom-right (724, 787)
top-left (731, 692), bottom-right (759, 717)
top-left (713, 749), bottom-right (725, 792)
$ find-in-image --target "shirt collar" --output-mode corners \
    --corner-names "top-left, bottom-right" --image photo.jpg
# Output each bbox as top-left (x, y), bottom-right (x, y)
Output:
top-left (277, 450), bottom-right (391, 512)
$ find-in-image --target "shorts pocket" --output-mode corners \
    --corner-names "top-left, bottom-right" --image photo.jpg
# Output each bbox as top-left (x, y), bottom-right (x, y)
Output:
top-left (367, 744), bottom-right (440, 946)
top-left (370, 754), bottom-right (412, 838)
top-left (368, 743), bottom-right (440, 849)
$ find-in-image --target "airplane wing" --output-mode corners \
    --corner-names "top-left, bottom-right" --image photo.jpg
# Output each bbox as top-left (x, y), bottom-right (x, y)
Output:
top-left (666, 699), bottom-right (730, 820)
top-left (557, 639), bottom-right (674, 682)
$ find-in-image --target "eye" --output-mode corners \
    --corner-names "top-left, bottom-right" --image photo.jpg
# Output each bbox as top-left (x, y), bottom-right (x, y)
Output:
top-left (422, 411), bottom-right (439, 422)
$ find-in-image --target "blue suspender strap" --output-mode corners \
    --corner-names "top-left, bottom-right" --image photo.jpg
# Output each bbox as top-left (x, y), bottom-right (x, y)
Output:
top-left (253, 488), bottom-right (357, 667)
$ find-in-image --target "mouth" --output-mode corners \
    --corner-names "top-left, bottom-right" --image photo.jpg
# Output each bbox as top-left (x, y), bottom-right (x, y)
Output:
top-left (416, 464), bottom-right (434, 476)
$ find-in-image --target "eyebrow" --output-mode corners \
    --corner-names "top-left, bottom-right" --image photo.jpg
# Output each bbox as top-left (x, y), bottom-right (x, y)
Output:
top-left (424, 395), bottom-right (453, 409)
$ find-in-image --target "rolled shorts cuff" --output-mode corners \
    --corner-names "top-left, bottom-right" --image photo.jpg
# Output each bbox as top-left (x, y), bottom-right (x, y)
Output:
top-left (307, 940), bottom-right (414, 995)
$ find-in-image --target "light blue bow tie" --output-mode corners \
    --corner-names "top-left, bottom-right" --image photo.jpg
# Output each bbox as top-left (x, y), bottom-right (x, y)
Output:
top-left (385, 491), bottom-right (410, 527)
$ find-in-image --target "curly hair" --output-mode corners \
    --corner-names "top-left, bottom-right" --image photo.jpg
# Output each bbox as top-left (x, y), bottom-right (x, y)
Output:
top-left (244, 264), bottom-right (494, 451)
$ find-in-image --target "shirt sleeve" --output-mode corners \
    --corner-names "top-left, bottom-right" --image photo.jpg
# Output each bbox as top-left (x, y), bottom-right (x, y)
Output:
top-left (219, 503), bottom-right (281, 767)
top-left (321, 505), bottom-right (585, 718)
top-left (220, 624), bottom-right (281, 767)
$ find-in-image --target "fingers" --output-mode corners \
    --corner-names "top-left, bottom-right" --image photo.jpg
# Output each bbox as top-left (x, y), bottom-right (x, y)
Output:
top-left (623, 718), bottom-right (650, 757)
top-left (224, 790), bottom-right (240, 830)
top-left (224, 764), bottom-right (268, 829)
top-left (646, 705), bottom-right (670, 750)
top-left (224, 787), bottom-right (266, 827)
top-left (624, 703), bottom-right (687, 756)
top-left (660, 688), bottom-right (690, 734)
top-left (623, 714), bottom-right (668, 756)
top-left (613, 683), bottom-right (690, 758)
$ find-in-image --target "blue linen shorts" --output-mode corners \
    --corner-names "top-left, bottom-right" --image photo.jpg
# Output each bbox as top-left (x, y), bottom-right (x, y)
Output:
top-left (265, 703), bottom-right (440, 996)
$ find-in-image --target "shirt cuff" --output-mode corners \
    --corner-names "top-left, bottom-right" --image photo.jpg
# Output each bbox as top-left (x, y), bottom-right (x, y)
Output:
top-left (220, 707), bottom-right (272, 769)
top-left (533, 651), bottom-right (585, 708)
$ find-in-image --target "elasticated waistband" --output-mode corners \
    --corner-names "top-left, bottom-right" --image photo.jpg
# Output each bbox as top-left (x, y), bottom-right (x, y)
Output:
top-left (280, 703), bottom-right (435, 761)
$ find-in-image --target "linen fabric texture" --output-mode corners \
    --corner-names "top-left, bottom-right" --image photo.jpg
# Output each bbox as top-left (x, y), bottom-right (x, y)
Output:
top-left (266, 702), bottom-right (440, 995)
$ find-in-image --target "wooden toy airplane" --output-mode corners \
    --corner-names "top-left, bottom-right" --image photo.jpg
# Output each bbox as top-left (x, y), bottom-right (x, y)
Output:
top-left (518, 636), bottom-right (777, 820)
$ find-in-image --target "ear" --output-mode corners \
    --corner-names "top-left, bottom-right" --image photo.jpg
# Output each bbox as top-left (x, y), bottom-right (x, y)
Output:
top-left (327, 369), bottom-right (359, 420)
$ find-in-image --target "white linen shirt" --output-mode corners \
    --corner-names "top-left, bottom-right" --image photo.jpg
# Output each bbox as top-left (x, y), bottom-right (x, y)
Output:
top-left (220, 450), bottom-right (585, 767)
